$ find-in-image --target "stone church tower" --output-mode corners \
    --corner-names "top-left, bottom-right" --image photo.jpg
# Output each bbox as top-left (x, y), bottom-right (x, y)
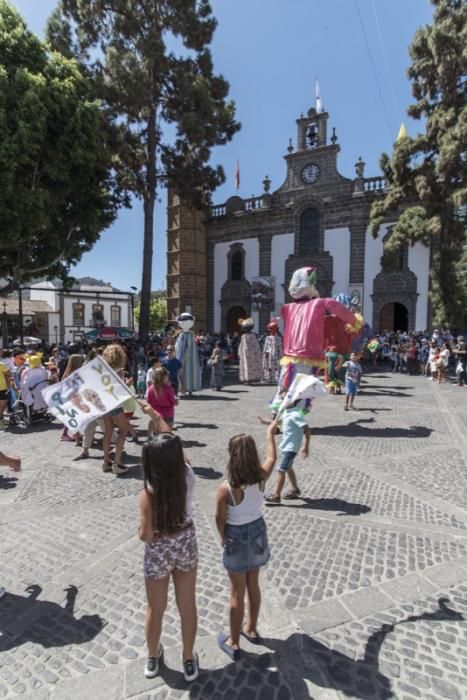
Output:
top-left (166, 190), bottom-right (208, 331)
top-left (167, 101), bottom-right (431, 335)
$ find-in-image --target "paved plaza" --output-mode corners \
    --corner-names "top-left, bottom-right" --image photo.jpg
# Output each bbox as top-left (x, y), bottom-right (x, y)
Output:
top-left (1, 369), bottom-right (467, 699)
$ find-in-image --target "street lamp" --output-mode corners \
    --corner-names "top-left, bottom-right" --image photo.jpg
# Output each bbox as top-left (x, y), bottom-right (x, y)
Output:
top-left (53, 325), bottom-right (58, 345)
top-left (130, 286), bottom-right (137, 332)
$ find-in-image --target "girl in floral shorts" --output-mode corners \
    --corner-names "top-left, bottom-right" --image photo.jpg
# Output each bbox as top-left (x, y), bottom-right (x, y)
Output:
top-left (138, 418), bottom-right (199, 682)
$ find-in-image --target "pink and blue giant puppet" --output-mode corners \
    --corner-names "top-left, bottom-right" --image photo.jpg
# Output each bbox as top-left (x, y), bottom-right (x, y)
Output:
top-left (271, 267), bottom-right (362, 411)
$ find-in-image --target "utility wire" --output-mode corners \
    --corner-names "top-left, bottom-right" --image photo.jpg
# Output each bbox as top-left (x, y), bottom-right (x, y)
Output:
top-left (371, 0), bottom-right (401, 128)
top-left (354, 0), bottom-right (394, 142)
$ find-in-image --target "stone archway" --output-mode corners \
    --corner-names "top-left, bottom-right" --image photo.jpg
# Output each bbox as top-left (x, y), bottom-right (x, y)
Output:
top-left (226, 306), bottom-right (247, 335)
top-left (372, 271), bottom-right (417, 333)
top-left (379, 302), bottom-right (409, 333)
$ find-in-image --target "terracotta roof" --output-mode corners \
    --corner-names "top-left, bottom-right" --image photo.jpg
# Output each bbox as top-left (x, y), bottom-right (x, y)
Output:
top-left (2, 299), bottom-right (54, 315)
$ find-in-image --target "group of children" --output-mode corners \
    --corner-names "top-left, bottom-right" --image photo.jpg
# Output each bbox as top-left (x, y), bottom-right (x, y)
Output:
top-left (138, 360), bottom-right (327, 680)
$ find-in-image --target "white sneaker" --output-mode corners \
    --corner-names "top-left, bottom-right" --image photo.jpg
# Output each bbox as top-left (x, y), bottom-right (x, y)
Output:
top-left (144, 644), bottom-right (163, 678)
top-left (183, 652), bottom-right (199, 682)
top-left (0, 587), bottom-right (6, 599)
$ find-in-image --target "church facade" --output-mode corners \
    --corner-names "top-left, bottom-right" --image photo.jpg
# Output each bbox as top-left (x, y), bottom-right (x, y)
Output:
top-left (167, 106), bottom-right (431, 335)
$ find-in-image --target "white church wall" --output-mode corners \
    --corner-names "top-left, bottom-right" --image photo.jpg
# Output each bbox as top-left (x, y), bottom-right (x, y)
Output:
top-left (408, 242), bottom-right (430, 331)
top-left (213, 238), bottom-right (260, 332)
top-left (271, 233), bottom-right (294, 316)
top-left (324, 228), bottom-right (350, 296)
top-left (363, 222), bottom-right (393, 324)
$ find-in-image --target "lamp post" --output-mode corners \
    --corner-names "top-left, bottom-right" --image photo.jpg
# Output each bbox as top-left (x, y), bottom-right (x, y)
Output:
top-left (130, 286), bottom-right (137, 332)
top-left (2, 301), bottom-right (8, 349)
top-left (53, 325), bottom-right (58, 345)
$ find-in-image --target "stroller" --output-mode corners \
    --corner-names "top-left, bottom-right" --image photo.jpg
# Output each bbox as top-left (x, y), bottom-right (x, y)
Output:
top-left (8, 381), bottom-right (53, 429)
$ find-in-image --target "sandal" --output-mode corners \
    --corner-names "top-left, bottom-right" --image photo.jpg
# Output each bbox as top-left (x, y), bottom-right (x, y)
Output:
top-left (265, 495), bottom-right (281, 504)
top-left (283, 489), bottom-right (301, 499)
top-left (102, 461), bottom-right (113, 473)
top-left (241, 626), bottom-right (261, 644)
top-left (217, 632), bottom-right (240, 661)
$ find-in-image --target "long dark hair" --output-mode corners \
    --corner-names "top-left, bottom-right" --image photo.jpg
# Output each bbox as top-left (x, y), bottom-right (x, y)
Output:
top-left (227, 433), bottom-right (263, 488)
top-left (142, 433), bottom-right (187, 535)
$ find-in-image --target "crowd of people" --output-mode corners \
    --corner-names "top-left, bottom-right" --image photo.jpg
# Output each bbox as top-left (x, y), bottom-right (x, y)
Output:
top-left (0, 316), bottom-right (466, 681)
top-left (361, 328), bottom-right (467, 384)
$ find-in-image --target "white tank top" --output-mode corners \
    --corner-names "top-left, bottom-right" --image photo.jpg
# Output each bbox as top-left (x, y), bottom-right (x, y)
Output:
top-left (226, 482), bottom-right (264, 525)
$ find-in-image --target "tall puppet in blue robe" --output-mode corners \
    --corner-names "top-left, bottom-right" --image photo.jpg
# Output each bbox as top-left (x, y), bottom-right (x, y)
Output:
top-left (175, 312), bottom-right (202, 395)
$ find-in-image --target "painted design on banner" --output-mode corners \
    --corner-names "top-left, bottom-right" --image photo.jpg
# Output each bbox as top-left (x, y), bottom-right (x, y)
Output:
top-left (41, 356), bottom-right (131, 432)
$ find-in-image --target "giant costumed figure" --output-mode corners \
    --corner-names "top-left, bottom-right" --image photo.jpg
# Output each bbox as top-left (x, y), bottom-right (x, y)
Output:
top-left (271, 267), bottom-right (362, 411)
top-left (175, 312), bottom-right (202, 395)
top-left (262, 319), bottom-right (282, 384)
top-left (238, 318), bottom-right (262, 384)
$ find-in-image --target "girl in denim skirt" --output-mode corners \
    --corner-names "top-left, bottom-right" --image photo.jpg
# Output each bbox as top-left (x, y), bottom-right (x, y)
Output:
top-left (215, 420), bottom-right (278, 659)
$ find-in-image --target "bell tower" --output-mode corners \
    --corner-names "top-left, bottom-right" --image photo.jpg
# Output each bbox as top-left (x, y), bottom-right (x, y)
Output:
top-left (296, 107), bottom-right (329, 151)
top-left (166, 190), bottom-right (208, 331)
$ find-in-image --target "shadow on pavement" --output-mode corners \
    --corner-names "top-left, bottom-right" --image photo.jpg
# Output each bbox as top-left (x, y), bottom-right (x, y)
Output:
top-left (275, 497), bottom-right (371, 516)
top-left (192, 466), bottom-right (223, 479)
top-left (160, 597), bottom-right (463, 699)
top-left (182, 440), bottom-right (208, 448)
top-left (182, 395), bottom-right (239, 402)
top-left (0, 474), bottom-right (18, 490)
top-left (177, 422), bottom-right (219, 429)
top-left (312, 419), bottom-right (432, 439)
top-left (0, 585), bottom-right (105, 651)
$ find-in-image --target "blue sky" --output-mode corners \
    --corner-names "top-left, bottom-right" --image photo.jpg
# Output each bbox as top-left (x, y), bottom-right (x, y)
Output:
top-left (12, 0), bottom-right (433, 292)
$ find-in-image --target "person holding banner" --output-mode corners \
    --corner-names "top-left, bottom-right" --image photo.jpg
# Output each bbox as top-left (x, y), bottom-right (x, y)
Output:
top-left (215, 421), bottom-right (277, 660)
top-left (264, 402), bottom-right (310, 503)
top-left (102, 344), bottom-right (130, 475)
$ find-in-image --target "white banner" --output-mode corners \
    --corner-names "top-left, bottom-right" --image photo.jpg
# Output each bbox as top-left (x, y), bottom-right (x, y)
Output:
top-left (42, 356), bottom-right (132, 433)
top-left (276, 373), bottom-right (327, 417)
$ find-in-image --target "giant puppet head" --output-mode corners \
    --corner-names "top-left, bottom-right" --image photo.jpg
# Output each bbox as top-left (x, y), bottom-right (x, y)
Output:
top-left (288, 266), bottom-right (319, 301)
top-left (267, 319), bottom-right (279, 336)
top-left (239, 318), bottom-right (255, 333)
top-left (177, 312), bottom-right (195, 332)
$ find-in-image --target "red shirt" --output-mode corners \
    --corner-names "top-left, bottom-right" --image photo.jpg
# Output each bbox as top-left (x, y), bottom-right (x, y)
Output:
top-left (147, 384), bottom-right (177, 419)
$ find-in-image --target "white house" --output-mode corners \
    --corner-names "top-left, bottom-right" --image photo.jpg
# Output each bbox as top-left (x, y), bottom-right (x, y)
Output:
top-left (29, 279), bottom-right (134, 344)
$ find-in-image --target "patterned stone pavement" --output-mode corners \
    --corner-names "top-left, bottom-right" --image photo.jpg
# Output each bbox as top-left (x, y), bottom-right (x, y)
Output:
top-left (1, 369), bottom-right (467, 699)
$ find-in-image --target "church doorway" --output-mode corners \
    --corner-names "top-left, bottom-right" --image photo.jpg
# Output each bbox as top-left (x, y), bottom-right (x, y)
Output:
top-left (226, 306), bottom-right (247, 335)
top-left (379, 302), bottom-right (409, 332)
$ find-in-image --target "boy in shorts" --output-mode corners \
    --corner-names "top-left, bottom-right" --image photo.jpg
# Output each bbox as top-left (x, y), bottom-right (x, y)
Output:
top-left (343, 352), bottom-right (362, 411)
top-left (263, 402), bottom-right (310, 504)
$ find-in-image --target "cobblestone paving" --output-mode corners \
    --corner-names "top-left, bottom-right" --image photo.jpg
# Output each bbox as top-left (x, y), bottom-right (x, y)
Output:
top-left (1, 368), bottom-right (467, 699)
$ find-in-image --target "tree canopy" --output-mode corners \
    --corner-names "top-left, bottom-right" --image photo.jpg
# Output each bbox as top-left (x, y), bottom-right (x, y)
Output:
top-left (370, 0), bottom-right (466, 328)
top-left (134, 294), bottom-right (167, 333)
top-left (48, 0), bottom-right (240, 343)
top-left (0, 0), bottom-right (120, 295)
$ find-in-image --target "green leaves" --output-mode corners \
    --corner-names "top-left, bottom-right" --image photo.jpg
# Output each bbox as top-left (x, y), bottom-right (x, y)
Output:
top-left (0, 1), bottom-right (120, 293)
top-left (49, 0), bottom-right (240, 341)
top-left (369, 0), bottom-right (467, 328)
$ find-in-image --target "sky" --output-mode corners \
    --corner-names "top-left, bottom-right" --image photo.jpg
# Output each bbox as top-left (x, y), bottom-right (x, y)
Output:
top-left (12, 0), bottom-right (433, 293)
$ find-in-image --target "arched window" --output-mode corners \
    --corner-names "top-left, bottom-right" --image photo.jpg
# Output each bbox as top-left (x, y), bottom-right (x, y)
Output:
top-left (298, 208), bottom-right (320, 253)
top-left (231, 250), bottom-right (243, 281)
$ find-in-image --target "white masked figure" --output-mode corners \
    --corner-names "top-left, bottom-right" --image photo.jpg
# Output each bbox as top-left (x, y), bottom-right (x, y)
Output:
top-left (175, 313), bottom-right (202, 394)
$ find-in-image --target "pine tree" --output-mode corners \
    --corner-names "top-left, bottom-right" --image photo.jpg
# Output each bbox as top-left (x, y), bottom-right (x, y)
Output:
top-left (0, 1), bottom-right (119, 295)
top-left (370, 0), bottom-right (467, 329)
top-left (48, 1), bottom-right (240, 343)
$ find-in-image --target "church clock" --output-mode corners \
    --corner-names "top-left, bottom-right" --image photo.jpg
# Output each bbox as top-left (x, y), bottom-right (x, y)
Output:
top-left (301, 163), bottom-right (320, 184)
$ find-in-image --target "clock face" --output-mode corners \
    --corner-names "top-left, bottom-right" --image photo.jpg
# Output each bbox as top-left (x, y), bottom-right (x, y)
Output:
top-left (301, 163), bottom-right (320, 184)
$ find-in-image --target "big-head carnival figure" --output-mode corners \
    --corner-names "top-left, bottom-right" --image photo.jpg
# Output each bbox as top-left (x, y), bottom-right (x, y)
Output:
top-left (271, 266), bottom-right (362, 410)
top-left (175, 312), bottom-right (201, 395)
